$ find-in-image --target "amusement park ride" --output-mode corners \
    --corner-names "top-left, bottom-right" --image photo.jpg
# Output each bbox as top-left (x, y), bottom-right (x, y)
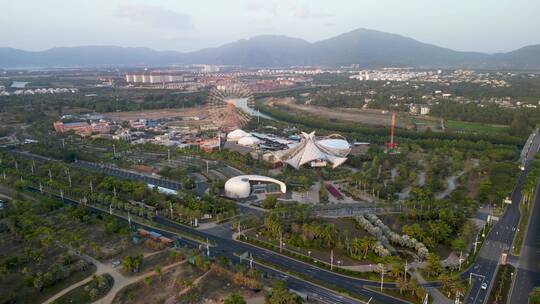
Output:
top-left (386, 112), bottom-right (400, 154)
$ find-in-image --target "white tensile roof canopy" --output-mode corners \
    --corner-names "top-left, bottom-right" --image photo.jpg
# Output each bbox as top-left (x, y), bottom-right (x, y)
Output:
top-left (274, 131), bottom-right (351, 169)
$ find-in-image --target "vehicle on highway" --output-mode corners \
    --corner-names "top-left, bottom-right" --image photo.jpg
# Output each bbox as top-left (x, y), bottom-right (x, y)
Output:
top-left (481, 282), bottom-right (488, 290)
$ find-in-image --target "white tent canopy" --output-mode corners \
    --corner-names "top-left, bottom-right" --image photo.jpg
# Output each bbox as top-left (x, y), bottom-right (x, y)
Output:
top-left (273, 131), bottom-right (350, 169)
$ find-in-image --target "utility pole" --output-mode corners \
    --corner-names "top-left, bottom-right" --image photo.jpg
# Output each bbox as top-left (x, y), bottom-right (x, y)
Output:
top-left (459, 251), bottom-right (464, 270)
top-left (39, 182), bottom-right (43, 192)
top-left (113, 187), bottom-right (117, 197)
top-left (474, 234), bottom-right (479, 253)
top-left (206, 238), bottom-right (210, 256)
top-left (127, 211), bottom-right (131, 227)
top-left (249, 253), bottom-right (253, 269)
top-left (404, 260), bottom-right (408, 281)
top-left (279, 232), bottom-right (283, 253)
top-left (330, 249), bottom-right (334, 270)
top-left (206, 160), bottom-right (209, 175)
top-left (31, 160), bottom-right (35, 175)
top-left (380, 264), bottom-right (385, 292)
top-left (14, 161), bottom-right (18, 172)
top-left (113, 144), bottom-right (116, 158)
top-left (169, 202), bottom-right (173, 218)
top-left (66, 169), bottom-right (71, 187)
top-left (2, 171), bottom-right (6, 180)
top-left (237, 223), bottom-right (241, 239)
top-left (109, 204), bottom-right (113, 215)
top-left (48, 169), bottom-right (52, 182)
top-left (61, 138), bottom-right (65, 148)
top-left (60, 189), bottom-right (64, 201)
top-left (167, 148), bottom-right (171, 164)
top-left (89, 181), bottom-right (93, 195)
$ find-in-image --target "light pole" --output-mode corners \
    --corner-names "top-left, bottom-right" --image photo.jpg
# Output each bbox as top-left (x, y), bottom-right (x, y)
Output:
top-left (330, 250), bottom-right (334, 270)
top-left (379, 264), bottom-right (385, 292)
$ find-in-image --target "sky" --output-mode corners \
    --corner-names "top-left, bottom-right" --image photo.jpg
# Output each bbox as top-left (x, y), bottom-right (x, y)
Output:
top-left (1, 0), bottom-right (539, 53)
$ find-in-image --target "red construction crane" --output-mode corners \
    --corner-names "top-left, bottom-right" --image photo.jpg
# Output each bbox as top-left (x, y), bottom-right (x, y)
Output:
top-left (386, 113), bottom-right (398, 152)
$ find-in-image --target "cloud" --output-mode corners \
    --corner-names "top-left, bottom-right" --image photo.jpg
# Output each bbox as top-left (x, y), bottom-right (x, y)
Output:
top-left (245, 0), bottom-right (278, 16)
top-left (116, 4), bottom-right (194, 30)
top-left (293, 4), bottom-right (333, 19)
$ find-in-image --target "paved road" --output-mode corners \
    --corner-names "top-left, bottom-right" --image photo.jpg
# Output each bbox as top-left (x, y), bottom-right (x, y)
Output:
top-left (462, 131), bottom-right (540, 304)
top-left (509, 178), bottom-right (540, 303)
top-left (34, 187), bottom-right (409, 304)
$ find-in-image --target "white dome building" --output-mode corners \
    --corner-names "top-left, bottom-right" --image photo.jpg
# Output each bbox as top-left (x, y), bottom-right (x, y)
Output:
top-left (237, 136), bottom-right (261, 147)
top-left (224, 175), bottom-right (287, 199)
top-left (317, 137), bottom-right (351, 157)
top-left (227, 129), bottom-right (251, 141)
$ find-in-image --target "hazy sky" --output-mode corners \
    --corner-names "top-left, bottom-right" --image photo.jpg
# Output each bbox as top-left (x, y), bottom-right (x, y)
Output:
top-left (1, 0), bottom-right (539, 53)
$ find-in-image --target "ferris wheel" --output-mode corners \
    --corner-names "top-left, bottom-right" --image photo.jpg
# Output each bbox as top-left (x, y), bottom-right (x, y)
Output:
top-left (207, 83), bottom-right (255, 130)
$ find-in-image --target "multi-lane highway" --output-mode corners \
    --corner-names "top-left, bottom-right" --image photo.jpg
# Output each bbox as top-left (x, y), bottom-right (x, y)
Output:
top-left (33, 185), bottom-right (410, 304)
top-left (13, 132), bottom-right (540, 304)
top-left (509, 170), bottom-right (540, 301)
top-left (462, 131), bottom-right (540, 304)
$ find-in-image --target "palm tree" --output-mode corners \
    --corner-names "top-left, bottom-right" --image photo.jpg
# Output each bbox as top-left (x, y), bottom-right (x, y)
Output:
top-left (359, 236), bottom-right (376, 258)
top-left (396, 277), bottom-right (407, 295)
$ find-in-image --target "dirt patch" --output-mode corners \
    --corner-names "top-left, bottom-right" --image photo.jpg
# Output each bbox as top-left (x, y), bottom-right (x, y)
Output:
top-left (113, 263), bottom-right (204, 304)
top-left (267, 98), bottom-right (412, 128)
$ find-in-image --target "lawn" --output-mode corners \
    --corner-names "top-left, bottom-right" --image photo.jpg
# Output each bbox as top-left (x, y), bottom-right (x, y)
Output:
top-left (445, 120), bottom-right (510, 135)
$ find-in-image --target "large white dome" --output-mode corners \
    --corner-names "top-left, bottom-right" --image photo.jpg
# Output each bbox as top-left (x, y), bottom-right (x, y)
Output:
top-left (224, 177), bottom-right (251, 198)
top-left (317, 138), bottom-right (351, 157)
top-left (238, 136), bottom-right (261, 146)
top-left (227, 129), bottom-right (251, 140)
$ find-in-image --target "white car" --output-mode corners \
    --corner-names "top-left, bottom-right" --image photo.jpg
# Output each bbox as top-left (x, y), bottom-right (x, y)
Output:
top-left (481, 282), bottom-right (488, 290)
top-left (111, 260), bottom-right (120, 268)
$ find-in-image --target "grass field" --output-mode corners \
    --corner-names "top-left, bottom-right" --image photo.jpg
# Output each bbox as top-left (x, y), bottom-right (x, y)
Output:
top-left (445, 120), bottom-right (510, 135)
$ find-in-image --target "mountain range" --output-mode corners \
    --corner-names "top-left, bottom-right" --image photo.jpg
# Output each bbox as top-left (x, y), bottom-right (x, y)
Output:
top-left (1, 28), bottom-right (539, 69)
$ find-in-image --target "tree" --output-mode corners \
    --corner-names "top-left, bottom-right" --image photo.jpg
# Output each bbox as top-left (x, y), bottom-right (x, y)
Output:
top-left (88, 288), bottom-right (99, 299)
top-left (426, 253), bottom-right (442, 277)
top-left (224, 293), bottom-right (246, 304)
top-left (510, 112), bottom-right (532, 138)
top-left (359, 236), bottom-right (376, 258)
top-left (530, 287), bottom-right (540, 304)
top-left (155, 266), bottom-right (162, 282)
top-left (266, 281), bottom-right (302, 304)
top-left (262, 196), bottom-right (278, 209)
top-left (143, 276), bottom-right (152, 287)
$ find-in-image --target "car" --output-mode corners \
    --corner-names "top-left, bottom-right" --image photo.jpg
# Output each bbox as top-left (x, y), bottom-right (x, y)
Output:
top-left (111, 260), bottom-right (120, 268)
top-left (481, 282), bottom-right (488, 290)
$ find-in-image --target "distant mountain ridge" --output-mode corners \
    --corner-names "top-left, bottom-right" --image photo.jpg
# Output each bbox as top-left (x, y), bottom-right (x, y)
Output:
top-left (1, 28), bottom-right (539, 69)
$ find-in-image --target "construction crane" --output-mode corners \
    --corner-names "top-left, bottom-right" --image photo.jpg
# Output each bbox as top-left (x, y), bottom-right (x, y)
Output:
top-left (386, 112), bottom-right (399, 154)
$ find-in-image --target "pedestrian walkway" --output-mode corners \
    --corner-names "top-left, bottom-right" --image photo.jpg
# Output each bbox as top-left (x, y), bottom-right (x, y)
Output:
top-left (43, 250), bottom-right (185, 304)
top-left (410, 271), bottom-right (452, 304)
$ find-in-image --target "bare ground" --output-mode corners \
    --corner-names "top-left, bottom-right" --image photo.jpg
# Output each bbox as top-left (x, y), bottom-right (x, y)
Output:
top-left (266, 98), bottom-right (413, 129)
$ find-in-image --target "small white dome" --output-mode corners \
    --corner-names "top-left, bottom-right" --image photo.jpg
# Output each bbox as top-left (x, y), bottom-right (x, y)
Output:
top-left (224, 177), bottom-right (251, 198)
top-left (238, 136), bottom-right (261, 146)
top-left (227, 129), bottom-right (251, 140)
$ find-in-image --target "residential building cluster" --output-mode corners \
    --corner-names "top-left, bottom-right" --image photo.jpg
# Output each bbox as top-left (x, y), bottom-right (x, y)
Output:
top-left (349, 68), bottom-right (511, 88)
